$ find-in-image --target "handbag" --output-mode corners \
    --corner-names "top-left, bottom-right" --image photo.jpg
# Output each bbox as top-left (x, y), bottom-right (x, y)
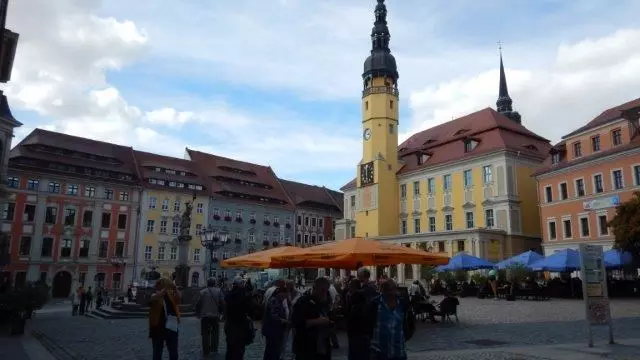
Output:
top-left (163, 298), bottom-right (180, 333)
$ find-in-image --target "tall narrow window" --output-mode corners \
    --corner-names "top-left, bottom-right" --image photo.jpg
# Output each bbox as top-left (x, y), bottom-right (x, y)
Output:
top-left (117, 214), bottom-right (127, 229)
top-left (101, 212), bottom-right (111, 228)
top-left (482, 166), bottom-right (493, 184)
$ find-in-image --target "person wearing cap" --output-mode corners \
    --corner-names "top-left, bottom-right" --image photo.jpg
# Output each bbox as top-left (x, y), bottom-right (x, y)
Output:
top-left (224, 276), bottom-right (253, 360)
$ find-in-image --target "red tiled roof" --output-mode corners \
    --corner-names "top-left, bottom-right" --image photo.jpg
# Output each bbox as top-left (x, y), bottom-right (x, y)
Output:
top-left (340, 178), bottom-right (357, 191)
top-left (533, 136), bottom-right (640, 177)
top-left (186, 149), bottom-right (294, 210)
top-left (9, 128), bottom-right (139, 183)
top-left (562, 97), bottom-right (640, 139)
top-left (341, 108), bottom-right (551, 190)
top-left (133, 150), bottom-right (210, 194)
top-left (279, 179), bottom-right (342, 212)
top-left (534, 97), bottom-right (640, 176)
top-left (326, 188), bottom-right (345, 212)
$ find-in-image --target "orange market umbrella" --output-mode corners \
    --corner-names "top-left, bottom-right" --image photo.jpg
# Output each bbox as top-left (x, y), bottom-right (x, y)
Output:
top-left (220, 245), bottom-right (306, 269)
top-left (271, 237), bottom-right (449, 269)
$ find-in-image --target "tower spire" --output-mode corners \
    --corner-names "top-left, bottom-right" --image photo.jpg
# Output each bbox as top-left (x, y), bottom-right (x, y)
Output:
top-left (495, 45), bottom-right (521, 123)
top-left (362, 0), bottom-right (398, 81)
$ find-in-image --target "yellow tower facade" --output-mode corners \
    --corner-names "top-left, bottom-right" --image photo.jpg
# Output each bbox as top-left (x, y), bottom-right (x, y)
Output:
top-left (354, 0), bottom-right (400, 238)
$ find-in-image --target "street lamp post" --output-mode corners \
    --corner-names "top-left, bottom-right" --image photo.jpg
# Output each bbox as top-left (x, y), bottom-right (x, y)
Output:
top-left (200, 227), bottom-right (230, 279)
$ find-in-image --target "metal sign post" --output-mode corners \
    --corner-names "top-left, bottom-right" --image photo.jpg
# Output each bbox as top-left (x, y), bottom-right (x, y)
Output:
top-left (578, 244), bottom-right (614, 347)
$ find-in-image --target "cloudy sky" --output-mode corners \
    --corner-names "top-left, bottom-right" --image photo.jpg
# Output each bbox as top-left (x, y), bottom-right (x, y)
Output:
top-left (5, 0), bottom-right (640, 190)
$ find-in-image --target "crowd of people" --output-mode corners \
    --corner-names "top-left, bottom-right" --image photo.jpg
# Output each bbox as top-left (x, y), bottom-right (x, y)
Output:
top-left (70, 285), bottom-right (108, 315)
top-left (147, 267), bottom-right (417, 360)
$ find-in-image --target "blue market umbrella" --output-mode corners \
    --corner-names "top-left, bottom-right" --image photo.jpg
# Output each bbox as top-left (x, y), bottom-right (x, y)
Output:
top-left (435, 264), bottom-right (449, 272)
top-left (495, 250), bottom-right (544, 270)
top-left (530, 249), bottom-right (581, 272)
top-left (445, 252), bottom-right (495, 271)
top-left (603, 249), bottom-right (633, 269)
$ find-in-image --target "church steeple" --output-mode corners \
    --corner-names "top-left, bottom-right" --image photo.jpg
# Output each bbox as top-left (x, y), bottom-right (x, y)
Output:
top-left (496, 48), bottom-right (521, 124)
top-left (362, 0), bottom-right (398, 82)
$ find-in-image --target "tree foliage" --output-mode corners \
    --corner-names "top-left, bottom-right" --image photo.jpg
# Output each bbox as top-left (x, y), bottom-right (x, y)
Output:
top-left (608, 191), bottom-right (640, 259)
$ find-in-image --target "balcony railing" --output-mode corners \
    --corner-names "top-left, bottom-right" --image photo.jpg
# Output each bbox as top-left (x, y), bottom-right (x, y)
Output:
top-left (362, 86), bottom-right (399, 98)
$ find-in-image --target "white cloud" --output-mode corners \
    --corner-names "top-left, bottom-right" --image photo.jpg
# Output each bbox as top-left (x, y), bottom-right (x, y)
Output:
top-left (4, 0), bottom-right (361, 180)
top-left (407, 28), bottom-right (640, 144)
top-left (144, 108), bottom-right (196, 128)
top-left (5, 0), bottom-right (640, 190)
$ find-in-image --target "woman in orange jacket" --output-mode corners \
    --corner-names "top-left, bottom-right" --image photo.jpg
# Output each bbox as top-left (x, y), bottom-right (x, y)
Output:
top-left (148, 278), bottom-right (181, 360)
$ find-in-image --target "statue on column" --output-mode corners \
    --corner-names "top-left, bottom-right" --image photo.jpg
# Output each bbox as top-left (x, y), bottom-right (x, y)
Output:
top-left (175, 193), bottom-right (196, 290)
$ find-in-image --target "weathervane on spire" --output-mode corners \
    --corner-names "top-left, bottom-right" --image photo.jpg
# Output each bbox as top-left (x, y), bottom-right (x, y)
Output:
top-left (497, 40), bottom-right (503, 53)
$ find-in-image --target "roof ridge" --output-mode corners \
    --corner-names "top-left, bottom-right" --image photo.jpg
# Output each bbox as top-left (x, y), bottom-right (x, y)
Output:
top-left (129, 147), bottom-right (143, 186)
top-left (268, 167), bottom-right (295, 211)
top-left (322, 186), bottom-right (342, 211)
top-left (187, 147), bottom-right (270, 169)
top-left (134, 149), bottom-right (194, 163)
top-left (33, 128), bottom-right (133, 149)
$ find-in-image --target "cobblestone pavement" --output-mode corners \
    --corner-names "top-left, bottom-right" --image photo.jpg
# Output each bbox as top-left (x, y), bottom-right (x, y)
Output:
top-left (29, 298), bottom-right (640, 360)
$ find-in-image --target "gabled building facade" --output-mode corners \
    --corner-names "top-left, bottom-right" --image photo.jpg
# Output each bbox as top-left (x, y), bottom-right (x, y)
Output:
top-left (3, 129), bottom-right (141, 297)
top-left (133, 150), bottom-right (209, 286)
top-left (533, 98), bottom-right (640, 255)
top-left (279, 179), bottom-right (343, 246)
top-left (335, 0), bottom-right (551, 283)
top-left (186, 149), bottom-right (295, 280)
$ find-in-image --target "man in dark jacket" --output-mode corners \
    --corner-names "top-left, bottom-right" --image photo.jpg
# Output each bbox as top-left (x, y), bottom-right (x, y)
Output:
top-left (291, 277), bottom-right (332, 360)
top-left (224, 276), bottom-right (252, 360)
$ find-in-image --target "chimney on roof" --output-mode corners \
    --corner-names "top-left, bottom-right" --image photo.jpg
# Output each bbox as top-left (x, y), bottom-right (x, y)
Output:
top-left (495, 45), bottom-right (521, 124)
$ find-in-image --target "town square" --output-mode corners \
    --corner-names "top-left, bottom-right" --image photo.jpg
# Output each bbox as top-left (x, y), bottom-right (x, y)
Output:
top-left (1, 0), bottom-right (640, 359)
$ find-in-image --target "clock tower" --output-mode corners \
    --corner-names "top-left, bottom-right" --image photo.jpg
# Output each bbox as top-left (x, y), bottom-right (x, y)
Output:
top-left (355, 0), bottom-right (400, 238)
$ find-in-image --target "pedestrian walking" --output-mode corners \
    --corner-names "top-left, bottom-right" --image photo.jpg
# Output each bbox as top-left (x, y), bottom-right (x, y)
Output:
top-left (85, 286), bottom-right (93, 312)
top-left (262, 287), bottom-right (289, 360)
top-left (79, 287), bottom-right (86, 316)
top-left (196, 278), bottom-right (225, 357)
top-left (291, 277), bottom-right (333, 360)
top-left (364, 279), bottom-right (413, 360)
top-left (224, 276), bottom-right (254, 360)
top-left (71, 287), bottom-right (81, 316)
top-left (148, 278), bottom-right (181, 360)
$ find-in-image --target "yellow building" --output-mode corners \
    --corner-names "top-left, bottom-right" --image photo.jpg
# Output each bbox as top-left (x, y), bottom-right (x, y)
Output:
top-left (335, 0), bottom-right (551, 282)
top-left (133, 151), bottom-right (209, 286)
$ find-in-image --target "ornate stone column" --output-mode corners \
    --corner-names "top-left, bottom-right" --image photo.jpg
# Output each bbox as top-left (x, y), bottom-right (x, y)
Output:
top-left (174, 193), bottom-right (196, 289)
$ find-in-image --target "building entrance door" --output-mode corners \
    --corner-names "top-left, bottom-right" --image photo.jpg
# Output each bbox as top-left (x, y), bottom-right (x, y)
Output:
top-left (52, 271), bottom-right (72, 298)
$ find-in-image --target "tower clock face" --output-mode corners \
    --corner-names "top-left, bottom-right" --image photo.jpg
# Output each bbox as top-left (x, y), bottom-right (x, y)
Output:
top-left (360, 161), bottom-right (374, 186)
top-left (363, 128), bottom-right (372, 140)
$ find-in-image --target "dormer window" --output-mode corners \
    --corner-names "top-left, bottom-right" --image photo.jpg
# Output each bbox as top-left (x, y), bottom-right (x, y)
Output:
top-left (551, 153), bottom-right (561, 164)
top-left (464, 139), bottom-right (478, 153)
top-left (454, 129), bottom-right (469, 136)
top-left (572, 141), bottom-right (582, 157)
top-left (416, 153), bottom-right (430, 165)
top-left (524, 144), bottom-right (538, 151)
top-left (423, 139), bottom-right (436, 145)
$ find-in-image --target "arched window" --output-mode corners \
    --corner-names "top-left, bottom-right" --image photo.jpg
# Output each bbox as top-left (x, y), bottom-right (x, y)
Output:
top-left (191, 272), bottom-right (200, 287)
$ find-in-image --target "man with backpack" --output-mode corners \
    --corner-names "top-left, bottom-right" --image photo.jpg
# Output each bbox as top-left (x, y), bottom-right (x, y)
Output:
top-left (196, 278), bottom-right (225, 357)
top-left (363, 279), bottom-right (414, 360)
